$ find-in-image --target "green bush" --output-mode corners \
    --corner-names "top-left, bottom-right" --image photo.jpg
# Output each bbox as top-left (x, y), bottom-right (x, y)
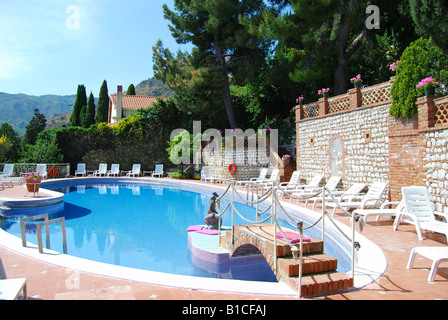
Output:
top-left (390, 37), bottom-right (448, 118)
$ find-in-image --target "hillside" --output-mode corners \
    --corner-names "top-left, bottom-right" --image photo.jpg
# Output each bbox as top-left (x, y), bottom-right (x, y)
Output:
top-left (0, 78), bottom-right (173, 135)
top-left (0, 92), bottom-right (76, 134)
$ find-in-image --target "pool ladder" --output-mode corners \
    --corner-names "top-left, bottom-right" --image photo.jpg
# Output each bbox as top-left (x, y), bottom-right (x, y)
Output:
top-left (20, 214), bottom-right (67, 254)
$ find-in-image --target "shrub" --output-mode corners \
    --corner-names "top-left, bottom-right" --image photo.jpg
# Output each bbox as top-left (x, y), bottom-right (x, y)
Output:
top-left (390, 37), bottom-right (448, 118)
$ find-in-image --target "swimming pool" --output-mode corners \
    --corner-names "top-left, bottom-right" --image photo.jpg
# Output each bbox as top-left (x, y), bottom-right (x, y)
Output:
top-left (0, 178), bottom-right (354, 286)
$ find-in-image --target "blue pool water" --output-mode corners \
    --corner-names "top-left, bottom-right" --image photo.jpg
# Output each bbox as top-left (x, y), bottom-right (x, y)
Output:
top-left (0, 181), bottom-right (350, 282)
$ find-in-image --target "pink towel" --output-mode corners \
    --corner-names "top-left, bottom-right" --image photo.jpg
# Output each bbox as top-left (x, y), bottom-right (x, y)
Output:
top-left (196, 229), bottom-right (219, 235)
top-left (276, 232), bottom-right (310, 243)
top-left (187, 225), bottom-right (203, 232)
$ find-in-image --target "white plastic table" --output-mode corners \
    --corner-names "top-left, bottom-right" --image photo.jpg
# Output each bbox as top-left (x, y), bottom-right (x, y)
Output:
top-left (0, 278), bottom-right (27, 300)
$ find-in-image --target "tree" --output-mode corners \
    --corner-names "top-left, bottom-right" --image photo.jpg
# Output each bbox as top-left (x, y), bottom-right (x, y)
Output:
top-left (154, 0), bottom-right (268, 128)
top-left (83, 92), bottom-right (96, 128)
top-left (390, 37), bottom-right (448, 118)
top-left (126, 84), bottom-right (136, 95)
top-left (24, 109), bottom-right (47, 145)
top-left (410, 0), bottom-right (448, 54)
top-left (70, 85), bottom-right (87, 127)
top-left (96, 80), bottom-right (109, 123)
top-left (0, 123), bottom-right (21, 162)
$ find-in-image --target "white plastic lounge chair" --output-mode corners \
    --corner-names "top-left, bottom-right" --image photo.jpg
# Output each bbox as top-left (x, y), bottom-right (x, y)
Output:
top-left (36, 164), bottom-right (47, 179)
top-left (93, 163), bottom-right (107, 177)
top-left (407, 246), bottom-right (448, 281)
top-left (394, 186), bottom-right (448, 243)
top-left (284, 174), bottom-right (325, 201)
top-left (201, 166), bottom-right (216, 183)
top-left (0, 164), bottom-right (14, 178)
top-left (126, 164), bottom-right (141, 177)
top-left (0, 257), bottom-right (27, 300)
top-left (277, 171), bottom-right (301, 198)
top-left (0, 176), bottom-right (14, 189)
top-left (326, 181), bottom-right (388, 216)
top-left (235, 168), bottom-right (269, 188)
top-left (354, 199), bottom-right (405, 226)
top-left (294, 175), bottom-right (341, 203)
top-left (152, 164), bottom-right (164, 178)
top-left (107, 163), bottom-right (120, 177)
top-left (75, 163), bottom-right (86, 177)
top-left (308, 182), bottom-right (367, 209)
top-left (256, 169), bottom-right (280, 192)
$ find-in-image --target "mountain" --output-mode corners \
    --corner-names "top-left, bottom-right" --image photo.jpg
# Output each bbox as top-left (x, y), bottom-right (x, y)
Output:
top-left (0, 78), bottom-right (173, 135)
top-left (0, 92), bottom-right (76, 134)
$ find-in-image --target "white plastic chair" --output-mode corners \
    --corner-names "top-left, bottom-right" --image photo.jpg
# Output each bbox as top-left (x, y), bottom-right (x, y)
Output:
top-left (36, 164), bottom-right (47, 179)
top-left (277, 171), bottom-right (301, 198)
top-left (326, 181), bottom-right (388, 216)
top-left (152, 164), bottom-right (164, 178)
top-left (107, 163), bottom-right (120, 177)
top-left (394, 186), bottom-right (448, 243)
top-left (288, 174), bottom-right (331, 202)
top-left (201, 166), bottom-right (216, 183)
top-left (75, 163), bottom-right (86, 177)
top-left (354, 198), bottom-right (405, 226)
top-left (235, 168), bottom-right (269, 188)
top-left (407, 246), bottom-right (448, 281)
top-left (307, 182), bottom-right (367, 209)
top-left (93, 163), bottom-right (107, 177)
top-left (126, 164), bottom-right (141, 177)
top-left (0, 164), bottom-right (14, 178)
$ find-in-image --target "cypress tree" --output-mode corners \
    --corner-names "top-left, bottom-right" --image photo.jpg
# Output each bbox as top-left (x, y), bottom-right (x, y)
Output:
top-left (70, 84), bottom-right (87, 127)
top-left (96, 80), bottom-right (109, 123)
top-left (85, 92), bottom-right (96, 127)
top-left (24, 109), bottom-right (47, 145)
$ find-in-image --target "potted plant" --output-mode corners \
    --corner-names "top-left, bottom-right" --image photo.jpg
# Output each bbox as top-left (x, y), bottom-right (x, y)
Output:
top-left (296, 94), bottom-right (304, 105)
top-left (282, 154), bottom-right (291, 165)
top-left (416, 76), bottom-right (438, 96)
top-left (22, 172), bottom-right (43, 194)
top-left (318, 88), bottom-right (330, 98)
top-left (350, 74), bottom-right (362, 88)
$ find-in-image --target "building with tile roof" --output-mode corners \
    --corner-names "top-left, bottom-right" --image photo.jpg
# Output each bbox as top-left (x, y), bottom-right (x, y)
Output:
top-left (108, 85), bottom-right (167, 124)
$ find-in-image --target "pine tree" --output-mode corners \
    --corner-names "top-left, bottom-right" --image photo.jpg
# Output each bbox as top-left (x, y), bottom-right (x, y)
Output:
top-left (96, 80), bottom-right (109, 124)
top-left (126, 84), bottom-right (136, 95)
top-left (24, 109), bottom-right (47, 145)
top-left (154, 0), bottom-right (268, 128)
top-left (70, 84), bottom-right (87, 127)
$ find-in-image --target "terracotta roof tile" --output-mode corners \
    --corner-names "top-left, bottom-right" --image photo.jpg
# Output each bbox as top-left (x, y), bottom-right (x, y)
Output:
top-left (110, 94), bottom-right (167, 110)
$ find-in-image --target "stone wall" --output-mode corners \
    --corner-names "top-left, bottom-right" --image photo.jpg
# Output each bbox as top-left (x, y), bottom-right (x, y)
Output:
top-left (296, 78), bottom-right (448, 213)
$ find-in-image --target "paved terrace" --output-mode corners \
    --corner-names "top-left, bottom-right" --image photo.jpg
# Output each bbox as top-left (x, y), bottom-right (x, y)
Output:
top-left (0, 178), bottom-right (447, 300)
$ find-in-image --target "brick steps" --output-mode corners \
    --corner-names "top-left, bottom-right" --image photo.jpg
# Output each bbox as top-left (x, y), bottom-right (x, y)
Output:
top-left (220, 223), bottom-right (353, 297)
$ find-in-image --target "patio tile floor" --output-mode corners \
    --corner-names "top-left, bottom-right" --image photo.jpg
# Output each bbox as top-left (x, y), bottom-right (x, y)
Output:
top-left (1, 179), bottom-right (447, 300)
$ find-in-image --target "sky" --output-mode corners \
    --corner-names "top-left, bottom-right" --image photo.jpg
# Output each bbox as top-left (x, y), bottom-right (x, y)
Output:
top-left (0, 0), bottom-right (190, 96)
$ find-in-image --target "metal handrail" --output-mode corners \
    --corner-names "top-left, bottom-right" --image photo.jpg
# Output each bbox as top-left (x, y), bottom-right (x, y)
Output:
top-left (20, 214), bottom-right (68, 254)
top-left (214, 180), bottom-right (362, 298)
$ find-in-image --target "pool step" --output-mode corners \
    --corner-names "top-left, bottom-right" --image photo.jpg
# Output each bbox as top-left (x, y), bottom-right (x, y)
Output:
top-left (283, 271), bottom-right (354, 297)
top-left (278, 253), bottom-right (338, 277)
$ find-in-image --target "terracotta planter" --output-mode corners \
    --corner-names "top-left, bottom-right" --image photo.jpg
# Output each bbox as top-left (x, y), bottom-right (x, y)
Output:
top-left (25, 178), bottom-right (41, 193)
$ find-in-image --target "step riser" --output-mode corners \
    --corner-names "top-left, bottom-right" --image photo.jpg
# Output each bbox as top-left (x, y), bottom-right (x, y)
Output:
top-left (279, 257), bottom-right (338, 277)
top-left (285, 275), bottom-right (354, 297)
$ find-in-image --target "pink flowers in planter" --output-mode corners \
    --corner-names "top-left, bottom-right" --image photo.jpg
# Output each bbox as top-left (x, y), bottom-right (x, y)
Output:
top-left (318, 88), bottom-right (330, 96)
top-left (416, 76), bottom-right (438, 89)
top-left (296, 94), bottom-right (304, 104)
top-left (350, 74), bottom-right (362, 84)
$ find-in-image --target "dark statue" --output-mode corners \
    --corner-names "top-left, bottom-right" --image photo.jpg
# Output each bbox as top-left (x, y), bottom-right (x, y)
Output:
top-left (203, 192), bottom-right (222, 229)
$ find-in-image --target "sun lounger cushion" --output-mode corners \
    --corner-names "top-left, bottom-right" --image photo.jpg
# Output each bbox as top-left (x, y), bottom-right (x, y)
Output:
top-left (187, 225), bottom-right (203, 232)
top-left (196, 229), bottom-right (220, 235)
